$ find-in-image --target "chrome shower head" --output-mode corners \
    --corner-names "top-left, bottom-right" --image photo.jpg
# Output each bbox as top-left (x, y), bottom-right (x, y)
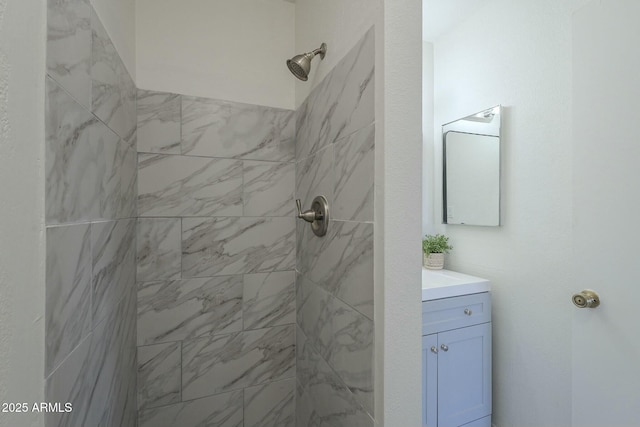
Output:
top-left (286, 43), bottom-right (327, 81)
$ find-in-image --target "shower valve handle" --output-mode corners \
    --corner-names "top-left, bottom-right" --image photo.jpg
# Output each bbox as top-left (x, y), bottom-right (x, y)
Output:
top-left (296, 199), bottom-right (322, 223)
top-left (295, 196), bottom-right (330, 237)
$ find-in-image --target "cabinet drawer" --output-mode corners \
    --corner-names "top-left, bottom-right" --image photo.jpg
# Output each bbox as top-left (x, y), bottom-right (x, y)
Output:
top-left (422, 292), bottom-right (491, 334)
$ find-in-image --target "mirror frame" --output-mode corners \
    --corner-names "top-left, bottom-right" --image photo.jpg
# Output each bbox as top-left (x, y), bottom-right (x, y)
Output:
top-left (442, 105), bottom-right (502, 226)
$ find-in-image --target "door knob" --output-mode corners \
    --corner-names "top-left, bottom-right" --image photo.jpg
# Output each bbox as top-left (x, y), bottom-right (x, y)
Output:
top-left (572, 289), bottom-right (600, 309)
top-left (430, 346), bottom-right (438, 354)
top-left (440, 344), bottom-right (449, 352)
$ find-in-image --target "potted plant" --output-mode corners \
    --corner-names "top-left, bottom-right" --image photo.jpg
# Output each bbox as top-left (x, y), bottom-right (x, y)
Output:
top-left (422, 234), bottom-right (453, 270)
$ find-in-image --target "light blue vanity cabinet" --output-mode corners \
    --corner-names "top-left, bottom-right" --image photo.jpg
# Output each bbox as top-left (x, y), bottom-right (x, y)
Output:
top-left (422, 291), bottom-right (492, 427)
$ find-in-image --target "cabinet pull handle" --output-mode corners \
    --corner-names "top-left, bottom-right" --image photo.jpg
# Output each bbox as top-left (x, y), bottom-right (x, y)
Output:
top-left (464, 308), bottom-right (472, 316)
top-left (440, 344), bottom-right (449, 352)
top-left (430, 346), bottom-right (438, 354)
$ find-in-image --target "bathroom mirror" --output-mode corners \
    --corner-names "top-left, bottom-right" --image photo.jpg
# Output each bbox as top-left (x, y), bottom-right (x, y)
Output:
top-left (443, 105), bottom-right (501, 226)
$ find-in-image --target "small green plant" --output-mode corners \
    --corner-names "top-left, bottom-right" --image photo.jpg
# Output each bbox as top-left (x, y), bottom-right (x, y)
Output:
top-left (422, 234), bottom-right (453, 256)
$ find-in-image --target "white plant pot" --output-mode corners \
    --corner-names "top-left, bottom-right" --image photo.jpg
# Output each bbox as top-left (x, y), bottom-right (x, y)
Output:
top-left (423, 253), bottom-right (445, 270)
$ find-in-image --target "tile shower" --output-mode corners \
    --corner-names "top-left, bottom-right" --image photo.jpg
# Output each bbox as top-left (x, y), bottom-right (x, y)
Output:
top-left (295, 28), bottom-right (376, 427)
top-left (44, 0), bottom-right (375, 425)
top-left (45, 0), bottom-right (137, 425)
top-left (135, 93), bottom-right (297, 425)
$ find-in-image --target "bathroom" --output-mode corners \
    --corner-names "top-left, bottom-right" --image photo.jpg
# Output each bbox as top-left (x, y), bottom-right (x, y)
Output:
top-left (0, 0), bottom-right (637, 426)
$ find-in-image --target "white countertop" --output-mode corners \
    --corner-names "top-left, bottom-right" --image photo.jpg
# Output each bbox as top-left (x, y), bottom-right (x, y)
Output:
top-left (422, 268), bottom-right (490, 301)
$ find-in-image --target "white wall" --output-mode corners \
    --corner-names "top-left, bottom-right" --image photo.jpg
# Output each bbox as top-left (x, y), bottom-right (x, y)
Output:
top-left (294, 0), bottom-right (378, 107)
top-left (92, 0), bottom-right (136, 81)
top-left (0, 0), bottom-right (46, 426)
top-left (428, 0), bottom-right (588, 425)
top-left (136, 0), bottom-right (295, 109)
top-left (376, 0), bottom-right (423, 425)
top-left (422, 41), bottom-right (435, 235)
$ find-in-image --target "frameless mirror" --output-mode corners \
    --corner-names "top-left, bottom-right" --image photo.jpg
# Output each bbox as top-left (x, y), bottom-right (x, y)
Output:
top-left (443, 105), bottom-right (501, 226)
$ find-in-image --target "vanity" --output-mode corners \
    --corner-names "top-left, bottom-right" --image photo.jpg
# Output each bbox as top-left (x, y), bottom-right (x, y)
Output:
top-left (422, 269), bottom-right (492, 427)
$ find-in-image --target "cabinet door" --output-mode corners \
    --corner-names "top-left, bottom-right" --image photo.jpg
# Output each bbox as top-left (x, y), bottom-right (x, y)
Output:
top-left (437, 323), bottom-right (492, 427)
top-left (423, 335), bottom-right (438, 427)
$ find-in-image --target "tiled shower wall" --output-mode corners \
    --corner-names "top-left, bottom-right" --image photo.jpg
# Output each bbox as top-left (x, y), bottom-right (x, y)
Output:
top-left (44, 0), bottom-right (137, 426)
top-left (295, 27), bottom-right (376, 426)
top-left (45, 2), bottom-right (373, 425)
top-left (135, 91), bottom-right (297, 426)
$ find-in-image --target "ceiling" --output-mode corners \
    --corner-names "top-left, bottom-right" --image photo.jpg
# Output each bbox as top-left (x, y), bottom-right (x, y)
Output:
top-left (423, 0), bottom-right (489, 42)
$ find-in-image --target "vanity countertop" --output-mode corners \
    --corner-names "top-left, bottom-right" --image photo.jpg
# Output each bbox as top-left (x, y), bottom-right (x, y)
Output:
top-left (422, 268), bottom-right (490, 301)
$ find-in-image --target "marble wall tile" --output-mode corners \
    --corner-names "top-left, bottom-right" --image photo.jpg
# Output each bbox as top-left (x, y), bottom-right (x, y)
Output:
top-left (295, 144), bottom-right (334, 211)
top-left (91, 8), bottom-right (136, 141)
top-left (316, 291), bottom-right (374, 415)
top-left (46, 5), bottom-right (138, 427)
top-left (296, 325), bottom-right (373, 427)
top-left (244, 378), bottom-right (295, 427)
top-left (45, 333), bottom-right (95, 427)
top-left (136, 218), bottom-right (181, 282)
top-left (48, 102), bottom-right (136, 224)
top-left (295, 27), bottom-right (375, 161)
top-left (118, 139), bottom-right (138, 218)
top-left (84, 287), bottom-right (137, 427)
top-left (281, 236), bottom-right (297, 273)
top-left (297, 220), bottom-right (374, 319)
top-left (138, 154), bottom-right (243, 217)
top-left (138, 391), bottom-right (243, 427)
top-left (92, 219), bottom-right (136, 325)
top-left (137, 90), bottom-right (181, 154)
top-left (297, 275), bottom-right (373, 416)
top-left (181, 325), bottom-right (295, 400)
top-left (96, 119), bottom-right (137, 220)
top-left (46, 77), bottom-right (100, 225)
top-left (45, 289), bottom-right (137, 427)
top-left (133, 90), bottom-right (301, 422)
top-left (47, 0), bottom-right (91, 109)
top-left (46, 224), bottom-right (92, 376)
top-left (243, 161), bottom-right (295, 217)
top-left (334, 124), bottom-right (375, 222)
top-left (295, 379), bottom-right (311, 427)
top-left (181, 96), bottom-right (295, 161)
top-left (295, 325), bottom-right (312, 389)
top-left (128, 133), bottom-right (138, 153)
top-left (137, 276), bottom-right (243, 346)
top-left (295, 274), bottom-right (330, 352)
top-left (295, 26), bottom-right (376, 426)
top-left (295, 325), bottom-right (321, 427)
top-left (243, 271), bottom-right (295, 330)
top-left (182, 217), bottom-right (295, 278)
top-left (137, 342), bottom-right (181, 410)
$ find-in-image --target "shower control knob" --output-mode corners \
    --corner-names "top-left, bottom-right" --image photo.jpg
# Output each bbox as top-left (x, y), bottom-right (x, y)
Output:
top-left (295, 196), bottom-right (330, 237)
top-left (572, 290), bottom-right (600, 309)
top-left (296, 199), bottom-right (320, 223)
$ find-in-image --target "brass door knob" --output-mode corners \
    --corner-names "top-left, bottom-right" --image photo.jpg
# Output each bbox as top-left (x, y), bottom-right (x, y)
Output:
top-left (572, 290), bottom-right (600, 309)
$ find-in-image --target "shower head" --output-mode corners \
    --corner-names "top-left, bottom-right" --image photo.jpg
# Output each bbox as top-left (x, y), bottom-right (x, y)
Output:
top-left (286, 43), bottom-right (327, 81)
